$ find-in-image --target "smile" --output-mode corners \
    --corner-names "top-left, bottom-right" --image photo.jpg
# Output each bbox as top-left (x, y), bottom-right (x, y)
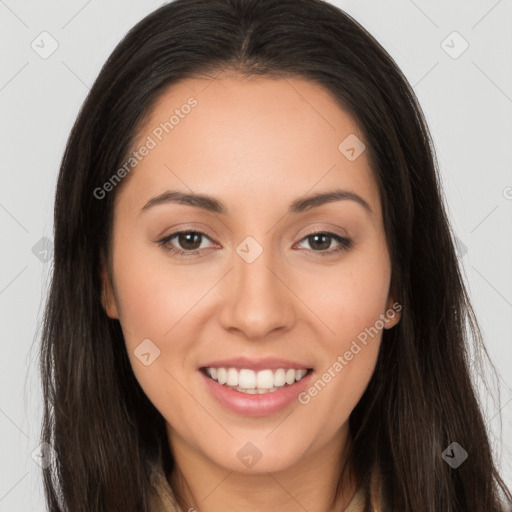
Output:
top-left (199, 365), bottom-right (315, 416)
top-left (202, 367), bottom-right (311, 394)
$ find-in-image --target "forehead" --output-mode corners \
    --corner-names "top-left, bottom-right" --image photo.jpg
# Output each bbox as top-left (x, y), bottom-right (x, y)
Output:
top-left (117, 73), bottom-right (381, 223)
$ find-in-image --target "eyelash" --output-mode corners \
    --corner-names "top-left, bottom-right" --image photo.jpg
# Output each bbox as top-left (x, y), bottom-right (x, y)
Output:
top-left (157, 230), bottom-right (353, 257)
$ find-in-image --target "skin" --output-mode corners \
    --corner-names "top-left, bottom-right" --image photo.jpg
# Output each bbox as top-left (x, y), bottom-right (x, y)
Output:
top-left (101, 71), bottom-right (401, 512)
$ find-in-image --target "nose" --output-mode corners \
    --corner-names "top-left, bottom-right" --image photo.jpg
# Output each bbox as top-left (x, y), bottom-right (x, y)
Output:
top-left (218, 243), bottom-right (296, 340)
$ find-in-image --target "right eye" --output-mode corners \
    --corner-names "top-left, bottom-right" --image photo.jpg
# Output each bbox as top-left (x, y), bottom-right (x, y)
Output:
top-left (157, 230), bottom-right (216, 256)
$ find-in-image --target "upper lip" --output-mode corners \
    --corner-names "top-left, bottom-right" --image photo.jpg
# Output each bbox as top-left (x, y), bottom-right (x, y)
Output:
top-left (200, 357), bottom-right (313, 371)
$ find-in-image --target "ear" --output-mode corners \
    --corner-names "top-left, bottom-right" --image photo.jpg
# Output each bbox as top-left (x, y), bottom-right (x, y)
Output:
top-left (99, 252), bottom-right (119, 319)
top-left (383, 279), bottom-right (402, 329)
top-left (383, 296), bottom-right (402, 329)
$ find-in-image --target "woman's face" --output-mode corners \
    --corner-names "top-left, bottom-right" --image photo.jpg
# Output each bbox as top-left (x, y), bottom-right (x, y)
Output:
top-left (101, 73), bottom-right (401, 475)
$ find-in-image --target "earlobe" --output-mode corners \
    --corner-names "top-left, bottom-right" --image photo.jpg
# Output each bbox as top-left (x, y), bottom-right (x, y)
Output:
top-left (99, 256), bottom-right (119, 319)
top-left (384, 296), bottom-right (402, 329)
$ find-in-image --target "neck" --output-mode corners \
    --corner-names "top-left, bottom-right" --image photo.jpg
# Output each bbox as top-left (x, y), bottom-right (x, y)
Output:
top-left (167, 424), bottom-right (357, 512)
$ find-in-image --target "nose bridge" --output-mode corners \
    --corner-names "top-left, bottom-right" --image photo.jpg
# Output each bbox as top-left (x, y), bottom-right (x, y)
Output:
top-left (218, 234), bottom-right (295, 339)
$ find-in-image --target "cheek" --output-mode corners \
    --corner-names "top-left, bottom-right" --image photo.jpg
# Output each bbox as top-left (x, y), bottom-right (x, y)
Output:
top-left (111, 233), bottom-right (211, 342)
top-left (303, 247), bottom-right (391, 350)
top-left (110, 235), bottom-right (217, 399)
top-left (294, 248), bottom-right (390, 418)
top-left (111, 244), bottom-right (210, 425)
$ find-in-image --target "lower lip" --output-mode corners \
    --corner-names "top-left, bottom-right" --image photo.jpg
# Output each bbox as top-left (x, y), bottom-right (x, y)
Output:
top-left (200, 369), bottom-right (314, 417)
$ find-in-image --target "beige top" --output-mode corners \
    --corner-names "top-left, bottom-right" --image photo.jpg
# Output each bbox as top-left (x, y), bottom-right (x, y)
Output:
top-left (150, 466), bottom-right (366, 512)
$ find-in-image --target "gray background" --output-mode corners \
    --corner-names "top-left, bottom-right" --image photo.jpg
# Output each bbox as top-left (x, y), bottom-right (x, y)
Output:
top-left (1, 0), bottom-right (511, 510)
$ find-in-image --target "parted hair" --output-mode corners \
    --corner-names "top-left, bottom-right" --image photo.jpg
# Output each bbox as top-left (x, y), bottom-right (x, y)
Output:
top-left (40, 0), bottom-right (512, 510)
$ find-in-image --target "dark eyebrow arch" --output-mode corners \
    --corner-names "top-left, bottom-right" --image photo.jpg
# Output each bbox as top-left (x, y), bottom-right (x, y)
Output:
top-left (140, 188), bottom-right (373, 216)
top-left (289, 189), bottom-right (372, 216)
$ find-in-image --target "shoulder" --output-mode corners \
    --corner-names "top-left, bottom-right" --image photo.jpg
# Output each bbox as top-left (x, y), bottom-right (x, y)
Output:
top-left (149, 465), bottom-right (183, 512)
top-left (149, 464), bottom-right (370, 512)
top-left (344, 484), bottom-right (366, 512)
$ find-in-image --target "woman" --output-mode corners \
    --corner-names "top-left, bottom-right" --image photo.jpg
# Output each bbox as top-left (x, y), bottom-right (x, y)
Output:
top-left (40, 0), bottom-right (512, 510)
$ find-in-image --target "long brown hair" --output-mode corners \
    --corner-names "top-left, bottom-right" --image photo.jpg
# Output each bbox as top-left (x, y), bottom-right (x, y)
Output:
top-left (40, 0), bottom-right (512, 510)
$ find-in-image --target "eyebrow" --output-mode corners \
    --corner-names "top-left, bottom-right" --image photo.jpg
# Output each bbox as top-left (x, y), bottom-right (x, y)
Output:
top-left (140, 188), bottom-right (373, 216)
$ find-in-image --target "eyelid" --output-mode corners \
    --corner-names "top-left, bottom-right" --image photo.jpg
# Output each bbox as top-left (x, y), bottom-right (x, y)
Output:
top-left (294, 222), bottom-right (350, 239)
top-left (155, 222), bottom-right (219, 241)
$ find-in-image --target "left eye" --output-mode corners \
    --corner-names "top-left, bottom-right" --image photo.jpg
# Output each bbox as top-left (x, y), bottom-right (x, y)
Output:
top-left (157, 230), bottom-right (352, 257)
top-left (296, 232), bottom-right (352, 254)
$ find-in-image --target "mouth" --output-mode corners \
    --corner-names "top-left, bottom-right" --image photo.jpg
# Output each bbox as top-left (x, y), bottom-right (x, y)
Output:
top-left (198, 356), bottom-right (315, 416)
top-left (200, 366), bottom-right (314, 394)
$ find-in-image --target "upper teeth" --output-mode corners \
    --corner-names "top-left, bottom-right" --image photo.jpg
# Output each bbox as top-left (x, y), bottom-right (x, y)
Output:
top-left (205, 367), bottom-right (308, 390)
